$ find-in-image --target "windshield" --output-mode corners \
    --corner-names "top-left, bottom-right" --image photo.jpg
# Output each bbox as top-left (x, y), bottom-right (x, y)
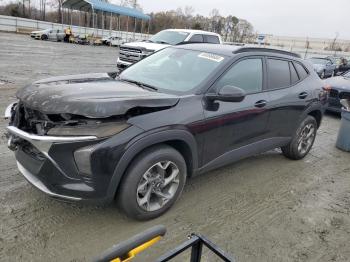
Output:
top-left (308, 58), bottom-right (329, 65)
top-left (149, 31), bottom-right (190, 45)
top-left (120, 48), bottom-right (227, 93)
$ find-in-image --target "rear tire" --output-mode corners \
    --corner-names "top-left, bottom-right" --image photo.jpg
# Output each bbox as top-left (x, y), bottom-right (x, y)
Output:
top-left (281, 116), bottom-right (317, 160)
top-left (118, 145), bottom-right (187, 220)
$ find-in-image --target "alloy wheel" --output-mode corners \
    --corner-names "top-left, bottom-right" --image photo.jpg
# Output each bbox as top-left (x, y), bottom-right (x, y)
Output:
top-left (136, 161), bottom-right (180, 212)
top-left (297, 123), bottom-right (315, 155)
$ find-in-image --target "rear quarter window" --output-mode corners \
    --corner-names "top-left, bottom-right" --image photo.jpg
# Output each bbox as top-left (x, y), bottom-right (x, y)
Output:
top-left (294, 62), bottom-right (309, 80)
top-left (203, 35), bottom-right (220, 44)
top-left (188, 34), bottom-right (204, 43)
top-left (289, 62), bottom-right (300, 84)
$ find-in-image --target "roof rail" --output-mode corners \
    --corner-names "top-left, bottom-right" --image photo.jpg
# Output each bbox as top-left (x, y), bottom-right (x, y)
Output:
top-left (233, 47), bottom-right (301, 58)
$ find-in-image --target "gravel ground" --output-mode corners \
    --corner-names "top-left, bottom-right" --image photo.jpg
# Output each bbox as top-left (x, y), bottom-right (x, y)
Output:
top-left (0, 32), bottom-right (350, 262)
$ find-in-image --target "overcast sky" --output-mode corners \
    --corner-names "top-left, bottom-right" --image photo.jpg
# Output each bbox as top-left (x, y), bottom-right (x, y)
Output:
top-left (138, 0), bottom-right (350, 40)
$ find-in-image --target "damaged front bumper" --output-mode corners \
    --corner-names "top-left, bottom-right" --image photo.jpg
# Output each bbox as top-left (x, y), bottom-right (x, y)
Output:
top-left (6, 125), bottom-right (101, 202)
top-left (4, 95), bottom-right (149, 204)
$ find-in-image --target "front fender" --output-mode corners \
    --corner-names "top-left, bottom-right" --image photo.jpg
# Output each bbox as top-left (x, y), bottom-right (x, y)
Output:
top-left (105, 128), bottom-right (199, 200)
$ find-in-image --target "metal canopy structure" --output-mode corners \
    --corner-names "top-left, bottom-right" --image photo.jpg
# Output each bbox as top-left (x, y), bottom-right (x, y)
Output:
top-left (62, 0), bottom-right (150, 20)
top-left (61, 0), bottom-right (151, 40)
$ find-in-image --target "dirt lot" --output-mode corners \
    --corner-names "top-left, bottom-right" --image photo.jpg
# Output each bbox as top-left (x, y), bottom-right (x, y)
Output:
top-left (0, 32), bottom-right (350, 262)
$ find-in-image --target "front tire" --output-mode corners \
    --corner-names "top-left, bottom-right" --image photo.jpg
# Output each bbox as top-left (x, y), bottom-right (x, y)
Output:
top-left (41, 34), bottom-right (48, 40)
top-left (118, 145), bottom-right (187, 220)
top-left (281, 116), bottom-right (317, 160)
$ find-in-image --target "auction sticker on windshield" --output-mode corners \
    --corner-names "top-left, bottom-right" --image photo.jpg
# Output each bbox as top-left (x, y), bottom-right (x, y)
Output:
top-left (198, 53), bottom-right (224, 62)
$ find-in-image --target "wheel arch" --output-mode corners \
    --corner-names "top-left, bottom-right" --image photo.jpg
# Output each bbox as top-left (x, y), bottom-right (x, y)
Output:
top-left (308, 109), bottom-right (322, 128)
top-left (106, 129), bottom-right (199, 200)
top-left (297, 101), bottom-right (323, 129)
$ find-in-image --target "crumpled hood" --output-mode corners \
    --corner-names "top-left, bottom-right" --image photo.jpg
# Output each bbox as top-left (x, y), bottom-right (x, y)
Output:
top-left (122, 41), bottom-right (170, 51)
top-left (16, 73), bottom-right (179, 118)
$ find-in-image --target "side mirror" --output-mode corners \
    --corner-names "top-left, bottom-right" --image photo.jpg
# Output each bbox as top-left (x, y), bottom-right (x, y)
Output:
top-left (206, 85), bottom-right (246, 102)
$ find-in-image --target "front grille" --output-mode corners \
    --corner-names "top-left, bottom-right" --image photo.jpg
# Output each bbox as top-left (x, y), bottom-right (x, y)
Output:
top-left (21, 141), bottom-right (46, 160)
top-left (329, 89), bottom-right (339, 98)
top-left (120, 57), bottom-right (139, 63)
top-left (119, 49), bottom-right (142, 64)
top-left (339, 91), bottom-right (350, 100)
top-left (12, 102), bottom-right (58, 135)
top-left (120, 47), bottom-right (142, 53)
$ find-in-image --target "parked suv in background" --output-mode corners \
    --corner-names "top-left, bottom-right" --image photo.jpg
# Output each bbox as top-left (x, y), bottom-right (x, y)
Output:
top-left (5, 45), bottom-right (327, 220)
top-left (307, 57), bottom-right (336, 78)
top-left (117, 29), bottom-right (222, 69)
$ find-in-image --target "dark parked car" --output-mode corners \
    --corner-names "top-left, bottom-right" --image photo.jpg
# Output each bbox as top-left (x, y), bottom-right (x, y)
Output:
top-left (307, 57), bottom-right (336, 78)
top-left (324, 70), bottom-right (350, 113)
top-left (5, 45), bottom-right (327, 220)
top-left (335, 59), bottom-right (350, 76)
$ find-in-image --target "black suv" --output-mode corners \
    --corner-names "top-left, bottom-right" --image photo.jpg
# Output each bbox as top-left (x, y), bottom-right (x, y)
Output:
top-left (5, 44), bottom-right (327, 220)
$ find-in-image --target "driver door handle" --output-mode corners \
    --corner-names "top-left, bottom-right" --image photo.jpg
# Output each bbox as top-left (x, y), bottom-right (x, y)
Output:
top-left (254, 100), bottom-right (267, 108)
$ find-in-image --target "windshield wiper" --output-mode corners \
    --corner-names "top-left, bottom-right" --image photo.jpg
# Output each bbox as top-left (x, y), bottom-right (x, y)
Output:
top-left (121, 79), bottom-right (158, 91)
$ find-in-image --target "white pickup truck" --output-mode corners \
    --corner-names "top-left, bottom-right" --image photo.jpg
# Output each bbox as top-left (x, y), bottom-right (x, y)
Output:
top-left (117, 29), bottom-right (222, 69)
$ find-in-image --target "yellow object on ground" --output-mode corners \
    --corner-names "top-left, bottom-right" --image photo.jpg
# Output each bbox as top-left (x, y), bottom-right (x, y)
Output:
top-left (111, 236), bottom-right (162, 262)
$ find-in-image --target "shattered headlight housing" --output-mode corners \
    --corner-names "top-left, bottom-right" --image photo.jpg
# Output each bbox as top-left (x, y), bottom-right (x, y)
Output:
top-left (47, 122), bottom-right (130, 138)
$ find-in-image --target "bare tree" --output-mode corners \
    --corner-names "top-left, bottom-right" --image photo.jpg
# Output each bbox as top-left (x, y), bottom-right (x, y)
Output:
top-left (209, 8), bottom-right (221, 33)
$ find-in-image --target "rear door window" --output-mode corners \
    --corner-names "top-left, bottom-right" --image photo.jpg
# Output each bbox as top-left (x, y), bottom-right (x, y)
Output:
top-left (188, 34), bottom-right (204, 43)
top-left (267, 59), bottom-right (291, 89)
top-left (203, 35), bottom-right (220, 44)
top-left (294, 62), bottom-right (309, 80)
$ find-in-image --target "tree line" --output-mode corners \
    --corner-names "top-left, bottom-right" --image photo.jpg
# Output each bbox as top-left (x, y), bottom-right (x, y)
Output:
top-left (0, 1), bottom-right (256, 42)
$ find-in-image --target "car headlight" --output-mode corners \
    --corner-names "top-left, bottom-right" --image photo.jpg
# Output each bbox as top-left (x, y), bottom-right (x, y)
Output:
top-left (47, 122), bottom-right (130, 138)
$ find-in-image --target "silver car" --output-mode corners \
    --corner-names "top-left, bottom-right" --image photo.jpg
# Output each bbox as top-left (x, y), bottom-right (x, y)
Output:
top-left (307, 57), bottom-right (336, 78)
top-left (30, 29), bottom-right (65, 42)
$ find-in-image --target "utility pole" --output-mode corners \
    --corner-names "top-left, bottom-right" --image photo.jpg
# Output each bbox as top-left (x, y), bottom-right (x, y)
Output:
top-left (133, 0), bottom-right (137, 40)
